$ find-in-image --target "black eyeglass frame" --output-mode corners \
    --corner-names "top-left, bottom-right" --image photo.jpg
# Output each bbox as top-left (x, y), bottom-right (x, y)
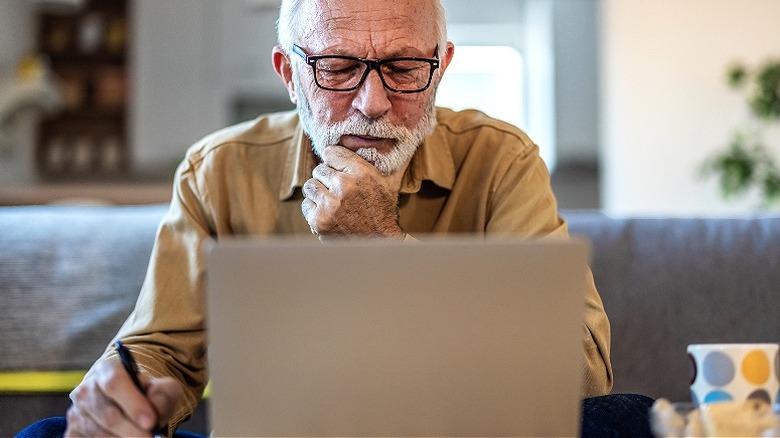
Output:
top-left (290, 44), bottom-right (440, 93)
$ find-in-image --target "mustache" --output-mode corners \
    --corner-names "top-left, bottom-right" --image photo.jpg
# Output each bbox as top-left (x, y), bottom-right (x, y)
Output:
top-left (331, 116), bottom-right (413, 140)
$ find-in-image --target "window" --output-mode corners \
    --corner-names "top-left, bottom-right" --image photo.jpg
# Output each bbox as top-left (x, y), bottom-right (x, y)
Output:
top-left (436, 45), bottom-right (525, 134)
top-left (436, 9), bottom-right (557, 170)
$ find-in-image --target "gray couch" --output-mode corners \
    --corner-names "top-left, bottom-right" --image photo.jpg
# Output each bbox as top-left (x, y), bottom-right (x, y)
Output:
top-left (2, 204), bottom-right (779, 436)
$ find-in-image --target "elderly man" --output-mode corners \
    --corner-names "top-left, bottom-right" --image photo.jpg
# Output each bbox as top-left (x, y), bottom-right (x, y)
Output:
top-left (18, 0), bottom-right (654, 436)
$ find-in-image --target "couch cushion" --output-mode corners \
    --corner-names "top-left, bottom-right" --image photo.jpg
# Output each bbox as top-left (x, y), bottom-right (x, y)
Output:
top-left (565, 211), bottom-right (780, 402)
top-left (0, 204), bottom-right (168, 371)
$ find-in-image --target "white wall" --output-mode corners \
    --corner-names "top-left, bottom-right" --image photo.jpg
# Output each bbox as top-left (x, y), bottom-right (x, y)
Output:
top-left (553, 0), bottom-right (599, 165)
top-left (130, 0), bottom-right (286, 174)
top-left (0, 2), bottom-right (36, 185)
top-left (0, 3), bottom-right (33, 75)
top-left (131, 1), bottom-right (224, 173)
top-left (600, 0), bottom-right (780, 215)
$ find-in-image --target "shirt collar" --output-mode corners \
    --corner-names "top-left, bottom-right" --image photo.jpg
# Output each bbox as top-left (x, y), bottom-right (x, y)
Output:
top-left (279, 114), bottom-right (455, 201)
top-left (399, 123), bottom-right (455, 194)
top-left (278, 124), bottom-right (315, 200)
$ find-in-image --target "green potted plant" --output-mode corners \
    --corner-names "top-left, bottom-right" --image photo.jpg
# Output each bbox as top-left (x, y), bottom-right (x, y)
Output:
top-left (701, 58), bottom-right (780, 208)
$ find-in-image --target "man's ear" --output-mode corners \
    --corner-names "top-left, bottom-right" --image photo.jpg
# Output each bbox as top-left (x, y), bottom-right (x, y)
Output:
top-left (438, 42), bottom-right (456, 76)
top-left (272, 45), bottom-right (297, 104)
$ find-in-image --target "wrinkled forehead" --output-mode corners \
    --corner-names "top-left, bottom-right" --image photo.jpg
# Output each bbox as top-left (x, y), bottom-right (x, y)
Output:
top-left (300, 0), bottom-right (440, 55)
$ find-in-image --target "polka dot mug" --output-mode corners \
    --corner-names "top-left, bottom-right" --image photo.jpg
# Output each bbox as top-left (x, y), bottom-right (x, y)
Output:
top-left (688, 343), bottom-right (779, 406)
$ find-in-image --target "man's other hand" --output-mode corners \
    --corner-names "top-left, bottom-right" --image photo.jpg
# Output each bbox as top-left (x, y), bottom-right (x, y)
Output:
top-left (65, 357), bottom-right (183, 437)
top-left (302, 145), bottom-right (406, 239)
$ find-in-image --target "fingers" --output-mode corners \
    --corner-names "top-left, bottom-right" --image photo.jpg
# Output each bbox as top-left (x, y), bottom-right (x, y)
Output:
top-left (302, 166), bottom-right (339, 234)
top-left (310, 145), bottom-right (380, 196)
top-left (67, 378), bottom-right (151, 437)
top-left (146, 377), bottom-right (186, 427)
top-left (302, 173), bottom-right (330, 203)
top-left (96, 359), bottom-right (158, 430)
top-left (301, 187), bottom-right (329, 236)
top-left (65, 358), bottom-right (159, 437)
top-left (301, 197), bottom-right (315, 227)
top-left (311, 163), bottom-right (335, 190)
top-left (65, 402), bottom-right (110, 437)
top-left (320, 145), bottom-right (364, 173)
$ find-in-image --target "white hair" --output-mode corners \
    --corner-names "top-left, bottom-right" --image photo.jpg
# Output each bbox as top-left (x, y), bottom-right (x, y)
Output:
top-left (276, 0), bottom-right (447, 57)
top-left (276, 0), bottom-right (307, 53)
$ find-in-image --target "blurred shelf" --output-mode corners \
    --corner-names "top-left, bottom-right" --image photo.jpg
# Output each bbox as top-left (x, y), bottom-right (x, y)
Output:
top-left (35, 0), bottom-right (130, 181)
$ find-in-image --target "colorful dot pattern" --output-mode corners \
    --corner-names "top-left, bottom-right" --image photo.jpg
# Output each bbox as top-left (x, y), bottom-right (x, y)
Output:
top-left (689, 346), bottom-right (779, 406)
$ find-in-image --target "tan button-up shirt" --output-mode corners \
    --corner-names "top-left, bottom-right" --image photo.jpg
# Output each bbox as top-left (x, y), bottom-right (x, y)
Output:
top-left (94, 108), bottom-right (612, 429)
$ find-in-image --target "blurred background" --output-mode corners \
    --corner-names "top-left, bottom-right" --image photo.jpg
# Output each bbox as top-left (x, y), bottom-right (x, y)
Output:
top-left (0, 0), bottom-right (778, 215)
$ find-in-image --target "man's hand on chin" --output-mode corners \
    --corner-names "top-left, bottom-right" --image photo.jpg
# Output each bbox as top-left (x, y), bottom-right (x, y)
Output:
top-left (302, 145), bottom-right (406, 240)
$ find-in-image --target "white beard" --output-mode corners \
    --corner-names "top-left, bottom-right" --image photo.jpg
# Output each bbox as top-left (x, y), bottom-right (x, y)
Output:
top-left (295, 76), bottom-right (438, 175)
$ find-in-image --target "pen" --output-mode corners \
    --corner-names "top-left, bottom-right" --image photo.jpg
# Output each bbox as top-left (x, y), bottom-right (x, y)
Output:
top-left (115, 340), bottom-right (144, 392)
top-left (114, 340), bottom-right (167, 437)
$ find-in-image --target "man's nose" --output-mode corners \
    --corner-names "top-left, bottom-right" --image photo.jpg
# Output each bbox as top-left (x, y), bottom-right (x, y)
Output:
top-left (351, 69), bottom-right (392, 119)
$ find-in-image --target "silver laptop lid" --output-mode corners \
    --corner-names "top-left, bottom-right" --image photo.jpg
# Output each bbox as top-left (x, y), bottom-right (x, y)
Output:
top-left (206, 237), bottom-right (588, 437)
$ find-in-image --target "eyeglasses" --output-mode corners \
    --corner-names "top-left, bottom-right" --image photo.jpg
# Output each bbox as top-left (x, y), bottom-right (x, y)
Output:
top-left (291, 44), bottom-right (440, 93)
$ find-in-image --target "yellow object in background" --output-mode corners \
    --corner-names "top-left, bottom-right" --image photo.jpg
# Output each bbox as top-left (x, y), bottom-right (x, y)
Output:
top-left (0, 370), bottom-right (211, 400)
top-left (15, 54), bottom-right (48, 82)
top-left (0, 370), bottom-right (86, 393)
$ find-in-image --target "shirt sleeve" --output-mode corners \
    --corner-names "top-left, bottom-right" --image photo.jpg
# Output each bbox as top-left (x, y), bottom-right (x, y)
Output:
top-left (85, 156), bottom-right (213, 432)
top-left (486, 142), bottom-right (614, 398)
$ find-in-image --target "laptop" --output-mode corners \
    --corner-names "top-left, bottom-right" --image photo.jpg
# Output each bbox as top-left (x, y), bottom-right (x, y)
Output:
top-left (206, 237), bottom-right (589, 437)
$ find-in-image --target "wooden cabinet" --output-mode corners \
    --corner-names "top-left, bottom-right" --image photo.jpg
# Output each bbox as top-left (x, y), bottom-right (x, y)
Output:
top-left (35, 0), bottom-right (129, 180)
